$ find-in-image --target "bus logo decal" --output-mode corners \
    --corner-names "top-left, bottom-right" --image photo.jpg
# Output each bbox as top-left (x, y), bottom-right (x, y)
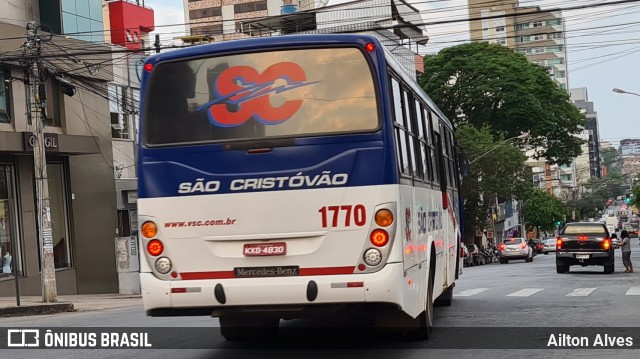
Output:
top-left (196, 62), bottom-right (320, 127)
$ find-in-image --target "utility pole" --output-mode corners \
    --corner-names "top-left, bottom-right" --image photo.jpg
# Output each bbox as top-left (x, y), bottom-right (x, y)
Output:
top-left (24, 21), bottom-right (57, 302)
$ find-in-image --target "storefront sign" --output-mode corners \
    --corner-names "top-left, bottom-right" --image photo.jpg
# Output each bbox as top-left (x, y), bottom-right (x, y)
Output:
top-left (475, 229), bottom-right (483, 237)
top-left (23, 132), bottom-right (59, 152)
top-left (486, 231), bottom-right (494, 239)
top-left (126, 191), bottom-right (137, 204)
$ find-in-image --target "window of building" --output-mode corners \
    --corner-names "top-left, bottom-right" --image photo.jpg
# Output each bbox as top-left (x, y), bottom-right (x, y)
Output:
top-left (0, 68), bottom-right (11, 124)
top-left (547, 19), bottom-right (562, 26)
top-left (235, 1), bottom-right (267, 13)
top-left (47, 163), bottom-right (71, 269)
top-left (191, 24), bottom-right (223, 36)
top-left (547, 58), bottom-right (564, 65)
top-left (515, 23), bottom-right (529, 30)
top-left (515, 48), bottom-right (527, 54)
top-left (0, 164), bottom-right (22, 277)
top-left (125, 30), bottom-right (134, 42)
top-left (496, 39), bottom-right (506, 45)
top-left (555, 70), bottom-right (566, 78)
top-left (547, 45), bottom-right (563, 53)
top-left (533, 21), bottom-right (544, 27)
top-left (531, 47), bottom-right (545, 54)
top-left (559, 83), bottom-right (567, 90)
top-left (43, 79), bottom-right (62, 127)
top-left (109, 85), bottom-right (130, 140)
top-left (495, 26), bottom-right (505, 32)
top-left (560, 174), bottom-right (572, 182)
top-left (189, 7), bottom-right (222, 19)
top-left (532, 35), bottom-right (545, 41)
top-left (548, 32), bottom-right (563, 39)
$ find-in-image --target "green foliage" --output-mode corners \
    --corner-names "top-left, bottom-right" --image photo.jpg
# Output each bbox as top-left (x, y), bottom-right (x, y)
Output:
top-left (523, 189), bottom-right (567, 232)
top-left (601, 147), bottom-right (620, 173)
top-left (419, 42), bottom-right (586, 165)
top-left (456, 125), bottom-right (531, 241)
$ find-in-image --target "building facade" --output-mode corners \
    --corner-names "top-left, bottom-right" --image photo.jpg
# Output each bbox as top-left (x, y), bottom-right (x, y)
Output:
top-left (0, 20), bottom-right (118, 295)
top-left (468, 0), bottom-right (569, 90)
top-left (570, 87), bottom-right (602, 179)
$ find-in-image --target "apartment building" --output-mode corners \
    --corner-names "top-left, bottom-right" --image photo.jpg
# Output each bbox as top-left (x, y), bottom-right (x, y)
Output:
top-left (468, 0), bottom-right (569, 90)
top-left (570, 87), bottom-right (603, 180)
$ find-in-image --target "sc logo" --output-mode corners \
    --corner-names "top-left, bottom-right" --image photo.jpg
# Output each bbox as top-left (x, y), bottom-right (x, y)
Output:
top-left (202, 62), bottom-right (320, 127)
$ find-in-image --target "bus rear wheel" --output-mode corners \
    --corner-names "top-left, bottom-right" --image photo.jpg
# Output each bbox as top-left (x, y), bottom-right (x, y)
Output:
top-left (219, 315), bottom-right (279, 341)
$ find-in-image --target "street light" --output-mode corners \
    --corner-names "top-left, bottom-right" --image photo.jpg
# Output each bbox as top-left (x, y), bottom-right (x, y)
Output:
top-left (469, 133), bottom-right (529, 165)
top-left (612, 88), bottom-right (640, 98)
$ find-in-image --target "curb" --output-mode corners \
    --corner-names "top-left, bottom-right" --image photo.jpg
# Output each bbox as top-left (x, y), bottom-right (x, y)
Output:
top-left (0, 303), bottom-right (75, 317)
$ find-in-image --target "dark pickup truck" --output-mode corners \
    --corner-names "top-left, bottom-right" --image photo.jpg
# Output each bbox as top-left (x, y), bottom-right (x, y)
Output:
top-left (556, 222), bottom-right (614, 274)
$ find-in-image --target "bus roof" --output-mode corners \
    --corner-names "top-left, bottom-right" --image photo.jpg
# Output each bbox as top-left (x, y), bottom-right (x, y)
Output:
top-left (144, 34), bottom-right (453, 131)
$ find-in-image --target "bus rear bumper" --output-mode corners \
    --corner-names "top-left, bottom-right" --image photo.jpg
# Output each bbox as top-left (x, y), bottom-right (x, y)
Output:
top-left (141, 262), bottom-right (405, 317)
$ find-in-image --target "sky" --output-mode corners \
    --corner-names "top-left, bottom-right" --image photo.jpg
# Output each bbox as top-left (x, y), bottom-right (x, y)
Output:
top-left (144, 0), bottom-right (640, 148)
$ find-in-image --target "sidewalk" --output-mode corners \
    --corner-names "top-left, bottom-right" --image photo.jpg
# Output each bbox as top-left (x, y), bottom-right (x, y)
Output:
top-left (0, 294), bottom-right (142, 317)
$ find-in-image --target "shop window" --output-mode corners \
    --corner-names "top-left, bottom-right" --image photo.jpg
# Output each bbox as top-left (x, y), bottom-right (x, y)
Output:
top-left (1, 165), bottom-right (22, 277)
top-left (0, 68), bottom-right (12, 124)
top-left (47, 163), bottom-right (71, 269)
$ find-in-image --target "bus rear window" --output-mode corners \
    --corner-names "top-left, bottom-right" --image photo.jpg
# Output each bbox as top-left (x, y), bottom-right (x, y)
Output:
top-left (143, 47), bottom-right (378, 145)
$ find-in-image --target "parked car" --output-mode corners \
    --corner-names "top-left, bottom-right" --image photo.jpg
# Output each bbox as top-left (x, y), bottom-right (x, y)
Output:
top-left (461, 245), bottom-right (473, 267)
top-left (498, 238), bottom-right (533, 263)
top-left (466, 244), bottom-right (485, 266)
top-left (624, 224), bottom-right (639, 238)
top-left (529, 239), bottom-right (544, 254)
top-left (543, 238), bottom-right (557, 254)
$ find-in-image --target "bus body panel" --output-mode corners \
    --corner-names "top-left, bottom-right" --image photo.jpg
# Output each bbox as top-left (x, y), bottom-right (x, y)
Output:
top-left (139, 185), bottom-right (399, 275)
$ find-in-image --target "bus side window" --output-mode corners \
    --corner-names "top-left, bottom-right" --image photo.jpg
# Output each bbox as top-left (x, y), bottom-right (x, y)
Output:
top-left (402, 90), bottom-right (417, 179)
top-left (443, 128), bottom-right (452, 188)
top-left (447, 131), bottom-right (457, 188)
top-left (414, 100), bottom-right (427, 182)
top-left (422, 106), bottom-right (433, 183)
top-left (390, 77), bottom-right (410, 176)
top-left (430, 112), bottom-right (440, 185)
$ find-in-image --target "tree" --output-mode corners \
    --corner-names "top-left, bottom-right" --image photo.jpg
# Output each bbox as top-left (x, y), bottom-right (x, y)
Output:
top-left (523, 189), bottom-right (567, 233)
top-left (419, 42), bottom-right (586, 165)
top-left (456, 125), bottom-right (531, 243)
top-left (601, 147), bottom-right (621, 173)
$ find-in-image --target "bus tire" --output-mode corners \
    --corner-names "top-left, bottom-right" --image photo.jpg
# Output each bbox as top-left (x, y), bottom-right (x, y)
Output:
top-left (407, 259), bottom-right (435, 340)
top-left (219, 316), bottom-right (279, 341)
top-left (434, 284), bottom-right (453, 307)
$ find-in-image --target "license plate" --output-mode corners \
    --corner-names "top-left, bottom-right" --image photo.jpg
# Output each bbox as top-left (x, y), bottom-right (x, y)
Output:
top-left (234, 266), bottom-right (299, 278)
top-left (243, 242), bottom-right (286, 257)
top-left (576, 254), bottom-right (590, 259)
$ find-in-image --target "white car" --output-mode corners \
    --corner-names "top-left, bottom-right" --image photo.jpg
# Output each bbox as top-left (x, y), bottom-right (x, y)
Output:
top-left (543, 238), bottom-right (557, 254)
top-left (498, 237), bottom-right (533, 263)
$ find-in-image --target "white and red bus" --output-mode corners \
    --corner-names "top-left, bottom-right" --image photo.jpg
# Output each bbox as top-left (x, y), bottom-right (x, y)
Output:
top-left (137, 34), bottom-right (463, 340)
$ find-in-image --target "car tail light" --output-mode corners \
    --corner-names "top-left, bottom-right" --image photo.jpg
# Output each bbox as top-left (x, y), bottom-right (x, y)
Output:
top-left (499, 243), bottom-right (505, 251)
top-left (147, 239), bottom-right (164, 256)
top-left (556, 238), bottom-right (563, 249)
top-left (521, 242), bottom-right (527, 249)
top-left (370, 229), bottom-right (389, 247)
top-left (603, 238), bottom-right (611, 250)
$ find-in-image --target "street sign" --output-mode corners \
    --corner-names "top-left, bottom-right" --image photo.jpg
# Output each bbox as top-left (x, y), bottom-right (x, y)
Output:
top-left (486, 231), bottom-right (494, 239)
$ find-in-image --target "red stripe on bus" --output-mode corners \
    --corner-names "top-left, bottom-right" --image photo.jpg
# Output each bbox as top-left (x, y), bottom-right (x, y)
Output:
top-left (179, 266), bottom-right (355, 280)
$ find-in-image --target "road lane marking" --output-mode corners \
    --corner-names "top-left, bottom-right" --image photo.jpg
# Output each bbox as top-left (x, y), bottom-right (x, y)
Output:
top-left (506, 288), bottom-right (544, 297)
top-left (625, 287), bottom-right (640, 295)
top-left (566, 288), bottom-right (597, 297)
top-left (456, 288), bottom-right (490, 297)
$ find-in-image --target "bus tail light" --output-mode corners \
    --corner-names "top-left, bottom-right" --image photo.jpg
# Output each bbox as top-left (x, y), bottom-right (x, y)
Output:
top-left (363, 248), bottom-right (382, 266)
top-left (141, 221), bottom-right (158, 239)
top-left (144, 63), bottom-right (153, 72)
top-left (370, 229), bottom-right (389, 247)
top-left (147, 239), bottom-right (164, 256)
top-left (556, 238), bottom-right (563, 249)
top-left (375, 209), bottom-right (394, 227)
top-left (603, 238), bottom-right (611, 250)
top-left (365, 42), bottom-right (375, 52)
top-left (155, 257), bottom-right (172, 274)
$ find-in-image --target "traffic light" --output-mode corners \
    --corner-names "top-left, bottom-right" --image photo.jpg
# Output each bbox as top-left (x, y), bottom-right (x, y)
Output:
top-left (626, 193), bottom-right (631, 203)
top-left (555, 220), bottom-right (562, 226)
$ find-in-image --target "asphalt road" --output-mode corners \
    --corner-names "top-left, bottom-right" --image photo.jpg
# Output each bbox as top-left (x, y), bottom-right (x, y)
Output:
top-left (2, 239), bottom-right (640, 359)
